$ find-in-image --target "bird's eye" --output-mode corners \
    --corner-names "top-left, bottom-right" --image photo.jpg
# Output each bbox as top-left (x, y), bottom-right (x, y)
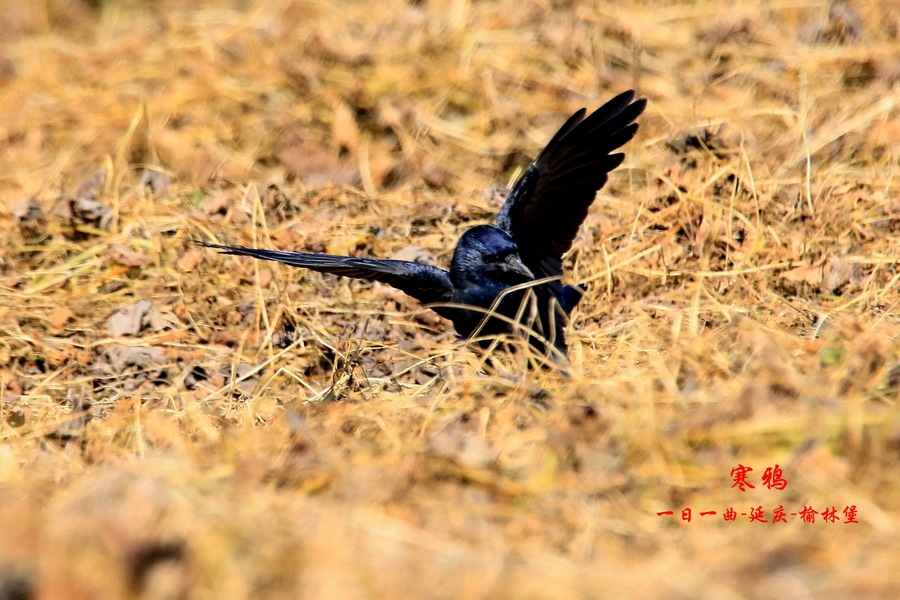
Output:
top-left (484, 249), bottom-right (513, 264)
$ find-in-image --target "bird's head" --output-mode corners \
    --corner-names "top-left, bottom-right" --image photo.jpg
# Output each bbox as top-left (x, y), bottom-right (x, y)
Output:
top-left (451, 225), bottom-right (533, 288)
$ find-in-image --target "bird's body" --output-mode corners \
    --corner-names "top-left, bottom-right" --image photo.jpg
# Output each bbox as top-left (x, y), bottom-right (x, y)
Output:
top-left (197, 90), bottom-right (647, 362)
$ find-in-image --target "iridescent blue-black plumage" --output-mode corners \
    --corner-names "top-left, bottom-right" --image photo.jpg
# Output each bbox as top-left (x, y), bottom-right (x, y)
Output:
top-left (196, 90), bottom-right (647, 361)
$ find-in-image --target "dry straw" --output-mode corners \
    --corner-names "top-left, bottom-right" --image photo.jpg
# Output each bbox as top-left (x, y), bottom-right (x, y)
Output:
top-left (1, 0), bottom-right (900, 597)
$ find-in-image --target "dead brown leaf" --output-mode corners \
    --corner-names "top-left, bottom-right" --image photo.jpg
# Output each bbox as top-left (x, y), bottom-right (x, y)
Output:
top-left (822, 258), bottom-right (854, 294)
top-left (390, 245), bottom-right (437, 266)
top-left (277, 143), bottom-right (360, 188)
top-left (49, 308), bottom-right (75, 331)
top-left (108, 301), bottom-right (178, 336)
top-left (108, 244), bottom-right (151, 269)
top-left (177, 249), bottom-right (202, 272)
top-left (103, 345), bottom-right (166, 374)
top-left (108, 301), bottom-right (153, 336)
top-left (780, 263), bottom-right (824, 286)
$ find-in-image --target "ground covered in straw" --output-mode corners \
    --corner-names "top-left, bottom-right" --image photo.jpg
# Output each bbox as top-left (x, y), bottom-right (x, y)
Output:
top-left (2, 0), bottom-right (900, 598)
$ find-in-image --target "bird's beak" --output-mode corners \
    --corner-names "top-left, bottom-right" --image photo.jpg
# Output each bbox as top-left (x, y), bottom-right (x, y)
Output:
top-left (499, 254), bottom-right (534, 279)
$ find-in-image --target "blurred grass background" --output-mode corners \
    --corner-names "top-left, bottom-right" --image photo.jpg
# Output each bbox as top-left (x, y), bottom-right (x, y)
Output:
top-left (2, 0), bottom-right (900, 598)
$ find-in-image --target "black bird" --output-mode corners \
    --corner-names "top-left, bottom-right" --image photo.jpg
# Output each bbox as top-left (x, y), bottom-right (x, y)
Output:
top-left (197, 90), bottom-right (646, 362)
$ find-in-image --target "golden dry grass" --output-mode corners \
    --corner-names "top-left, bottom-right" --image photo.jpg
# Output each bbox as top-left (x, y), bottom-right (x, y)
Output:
top-left (2, 0), bottom-right (900, 598)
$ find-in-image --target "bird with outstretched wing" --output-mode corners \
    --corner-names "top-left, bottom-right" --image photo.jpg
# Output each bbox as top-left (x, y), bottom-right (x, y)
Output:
top-left (197, 90), bottom-right (647, 363)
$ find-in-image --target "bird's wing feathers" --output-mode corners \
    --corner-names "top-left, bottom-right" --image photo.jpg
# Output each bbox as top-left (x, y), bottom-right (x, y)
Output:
top-left (497, 90), bottom-right (647, 279)
top-left (195, 241), bottom-right (454, 306)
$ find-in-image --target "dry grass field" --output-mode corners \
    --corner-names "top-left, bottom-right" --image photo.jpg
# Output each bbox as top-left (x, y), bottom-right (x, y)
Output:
top-left (2, 0), bottom-right (900, 597)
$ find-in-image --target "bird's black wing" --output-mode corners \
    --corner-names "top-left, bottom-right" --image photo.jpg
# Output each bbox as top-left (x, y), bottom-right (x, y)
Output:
top-left (195, 241), bottom-right (455, 308)
top-left (496, 90), bottom-right (646, 280)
